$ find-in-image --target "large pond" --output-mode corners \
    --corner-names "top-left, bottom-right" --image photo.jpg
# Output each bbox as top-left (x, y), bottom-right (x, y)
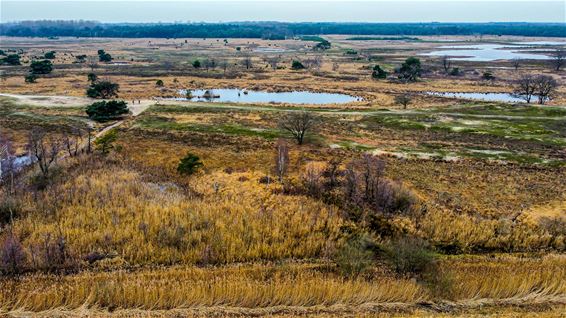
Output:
top-left (175, 89), bottom-right (360, 104)
top-left (426, 92), bottom-right (535, 103)
top-left (421, 44), bottom-right (557, 61)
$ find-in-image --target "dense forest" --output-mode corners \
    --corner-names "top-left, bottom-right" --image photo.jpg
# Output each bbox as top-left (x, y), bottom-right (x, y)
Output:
top-left (1, 21), bottom-right (565, 38)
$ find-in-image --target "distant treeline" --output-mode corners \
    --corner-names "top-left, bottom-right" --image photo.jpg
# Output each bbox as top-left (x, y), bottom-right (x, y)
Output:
top-left (1, 21), bottom-right (565, 38)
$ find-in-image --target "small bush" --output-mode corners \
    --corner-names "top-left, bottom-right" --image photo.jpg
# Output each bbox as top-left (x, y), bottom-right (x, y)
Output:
top-left (177, 153), bottom-right (203, 176)
top-left (30, 60), bottom-right (53, 74)
top-left (383, 237), bottom-right (437, 277)
top-left (0, 234), bottom-right (27, 274)
top-left (449, 67), bottom-right (460, 76)
top-left (291, 60), bottom-right (305, 70)
top-left (372, 65), bottom-right (387, 79)
top-left (0, 197), bottom-right (20, 226)
top-left (25, 73), bottom-right (37, 83)
top-left (334, 235), bottom-right (376, 277)
top-left (482, 72), bottom-right (495, 80)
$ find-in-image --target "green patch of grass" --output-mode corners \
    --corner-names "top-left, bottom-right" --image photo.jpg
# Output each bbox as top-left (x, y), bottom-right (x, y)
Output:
top-left (299, 35), bottom-right (326, 42)
top-left (135, 115), bottom-right (282, 139)
top-left (346, 36), bottom-right (420, 41)
top-left (435, 103), bottom-right (566, 118)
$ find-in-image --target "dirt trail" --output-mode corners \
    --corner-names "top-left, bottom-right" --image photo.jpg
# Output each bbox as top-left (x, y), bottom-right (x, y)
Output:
top-left (0, 93), bottom-right (153, 116)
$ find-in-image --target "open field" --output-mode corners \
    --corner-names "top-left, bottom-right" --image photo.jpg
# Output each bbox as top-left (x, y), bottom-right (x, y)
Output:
top-left (1, 34), bottom-right (565, 317)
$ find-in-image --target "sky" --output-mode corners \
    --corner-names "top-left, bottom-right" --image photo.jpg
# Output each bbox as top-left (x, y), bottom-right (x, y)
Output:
top-left (1, 0), bottom-right (565, 23)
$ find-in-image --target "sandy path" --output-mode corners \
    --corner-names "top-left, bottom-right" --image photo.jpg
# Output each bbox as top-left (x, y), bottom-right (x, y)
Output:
top-left (0, 93), bottom-right (153, 116)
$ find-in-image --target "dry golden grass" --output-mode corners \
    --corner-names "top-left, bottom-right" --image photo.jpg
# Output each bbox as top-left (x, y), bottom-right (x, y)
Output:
top-left (1, 256), bottom-right (564, 316)
top-left (11, 155), bottom-right (341, 266)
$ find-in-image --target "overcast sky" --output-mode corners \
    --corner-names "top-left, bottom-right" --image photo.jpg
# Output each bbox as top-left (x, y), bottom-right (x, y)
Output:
top-left (1, 1), bottom-right (565, 23)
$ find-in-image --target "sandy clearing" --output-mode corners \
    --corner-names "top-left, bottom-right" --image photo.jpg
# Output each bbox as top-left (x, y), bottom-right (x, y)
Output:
top-left (0, 93), bottom-right (153, 116)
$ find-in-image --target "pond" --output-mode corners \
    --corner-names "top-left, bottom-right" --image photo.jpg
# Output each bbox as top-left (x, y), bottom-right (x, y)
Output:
top-left (426, 92), bottom-right (534, 103)
top-left (174, 89), bottom-right (360, 104)
top-left (0, 155), bottom-right (32, 177)
top-left (421, 44), bottom-right (554, 61)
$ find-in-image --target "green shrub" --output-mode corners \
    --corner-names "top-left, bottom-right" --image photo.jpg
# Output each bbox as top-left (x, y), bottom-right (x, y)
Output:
top-left (30, 60), bottom-right (53, 74)
top-left (86, 100), bottom-right (129, 122)
top-left (372, 65), bottom-right (387, 79)
top-left (44, 51), bottom-right (56, 59)
top-left (383, 237), bottom-right (437, 277)
top-left (398, 57), bottom-right (421, 82)
top-left (25, 73), bottom-right (37, 83)
top-left (291, 60), bottom-right (305, 70)
top-left (0, 54), bottom-right (21, 65)
top-left (97, 49), bottom-right (112, 62)
top-left (86, 80), bottom-right (119, 99)
top-left (177, 153), bottom-right (203, 176)
top-left (334, 235), bottom-right (376, 277)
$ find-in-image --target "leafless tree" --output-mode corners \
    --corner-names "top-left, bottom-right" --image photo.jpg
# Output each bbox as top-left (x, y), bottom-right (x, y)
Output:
top-left (279, 110), bottom-right (318, 145)
top-left (274, 139), bottom-right (289, 182)
top-left (302, 163), bottom-right (324, 197)
top-left (511, 58), bottom-right (521, 71)
top-left (0, 132), bottom-right (16, 193)
top-left (219, 60), bottom-right (229, 75)
top-left (62, 127), bottom-right (83, 157)
top-left (513, 74), bottom-right (537, 103)
top-left (265, 56), bottom-right (281, 70)
top-left (86, 126), bottom-right (94, 153)
top-left (441, 55), bottom-right (451, 73)
top-left (203, 58), bottom-right (216, 72)
top-left (332, 62), bottom-right (339, 72)
top-left (87, 56), bottom-right (98, 72)
top-left (534, 75), bottom-right (558, 105)
top-left (550, 49), bottom-right (565, 71)
top-left (27, 128), bottom-right (60, 178)
top-left (242, 56), bottom-right (253, 69)
top-left (323, 155), bottom-right (343, 190)
top-left (394, 93), bottom-right (412, 109)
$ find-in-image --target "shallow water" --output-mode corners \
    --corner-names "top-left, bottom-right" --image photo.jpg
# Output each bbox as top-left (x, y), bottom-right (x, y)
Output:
top-left (175, 89), bottom-right (360, 104)
top-left (422, 44), bottom-right (554, 61)
top-left (426, 92), bottom-right (535, 103)
top-left (513, 41), bottom-right (565, 46)
top-left (0, 155), bottom-right (32, 178)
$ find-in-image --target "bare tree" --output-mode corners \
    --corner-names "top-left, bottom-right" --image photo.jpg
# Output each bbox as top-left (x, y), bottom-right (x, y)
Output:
top-left (62, 127), bottom-right (83, 157)
top-left (332, 62), bottom-right (339, 72)
top-left (511, 58), bottom-right (521, 71)
top-left (265, 56), bottom-right (281, 70)
top-left (219, 60), bottom-right (229, 75)
top-left (242, 56), bottom-right (253, 69)
top-left (274, 139), bottom-right (289, 182)
top-left (203, 58), bottom-right (216, 72)
top-left (441, 55), bottom-right (451, 73)
top-left (279, 110), bottom-right (318, 145)
top-left (0, 132), bottom-right (16, 194)
top-left (86, 126), bottom-right (94, 153)
top-left (513, 74), bottom-right (537, 103)
top-left (394, 93), bottom-right (412, 109)
top-left (534, 75), bottom-right (558, 105)
top-left (87, 56), bottom-right (98, 72)
top-left (550, 49), bottom-right (565, 71)
top-left (27, 128), bottom-right (60, 178)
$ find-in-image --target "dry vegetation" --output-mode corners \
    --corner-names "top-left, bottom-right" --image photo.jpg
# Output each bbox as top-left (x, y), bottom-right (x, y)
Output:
top-left (0, 35), bottom-right (565, 317)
